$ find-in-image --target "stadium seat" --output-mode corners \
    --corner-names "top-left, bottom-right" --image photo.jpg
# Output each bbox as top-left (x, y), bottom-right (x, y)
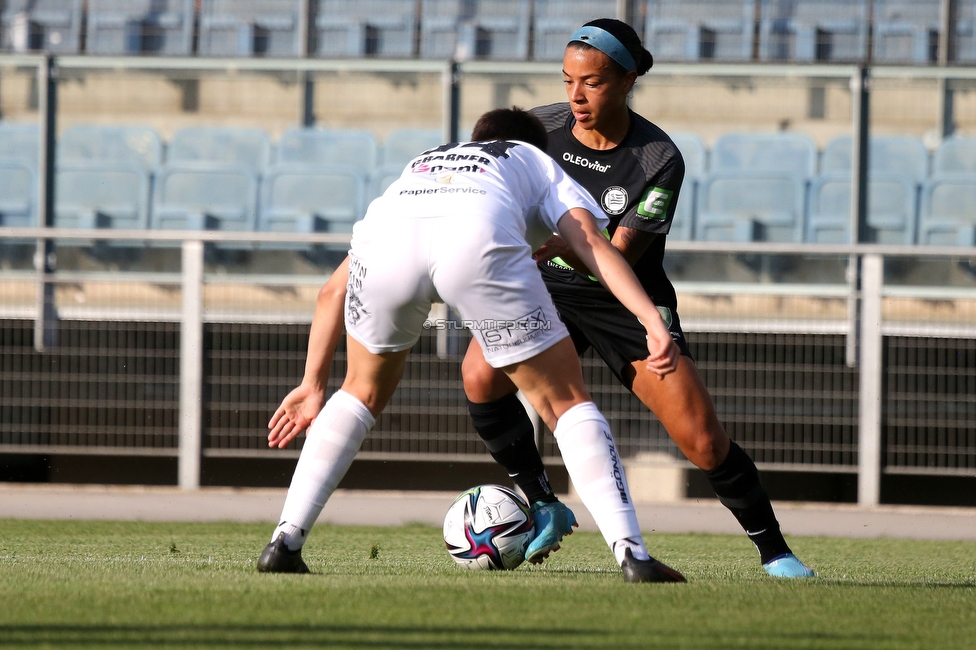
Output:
top-left (872, 0), bottom-right (941, 64)
top-left (933, 136), bottom-right (976, 174)
top-left (420, 0), bottom-right (530, 60)
top-left (645, 0), bottom-right (754, 61)
top-left (667, 133), bottom-right (707, 241)
top-left (168, 127), bottom-right (271, 173)
top-left (85, 0), bottom-right (193, 55)
top-left (380, 129), bottom-right (443, 167)
top-left (956, 1), bottom-right (976, 63)
top-left (821, 135), bottom-right (929, 180)
top-left (670, 132), bottom-right (707, 177)
top-left (532, 0), bottom-right (619, 61)
top-left (368, 164), bottom-right (404, 201)
top-left (198, 0), bottom-right (304, 57)
top-left (0, 0), bottom-right (83, 53)
top-left (260, 165), bottom-right (367, 237)
top-left (807, 172), bottom-right (917, 244)
top-left (315, 0), bottom-right (417, 58)
top-left (0, 122), bottom-right (39, 168)
top-left (710, 132), bottom-right (817, 178)
top-left (669, 181), bottom-right (696, 242)
top-left (697, 171), bottom-right (806, 243)
top-left (759, 0), bottom-right (870, 62)
top-left (919, 173), bottom-right (976, 246)
top-left (152, 163), bottom-right (258, 232)
top-left (276, 128), bottom-right (378, 176)
top-left (0, 160), bottom-right (36, 228)
top-left (55, 162), bottom-right (151, 231)
top-left (59, 125), bottom-right (163, 170)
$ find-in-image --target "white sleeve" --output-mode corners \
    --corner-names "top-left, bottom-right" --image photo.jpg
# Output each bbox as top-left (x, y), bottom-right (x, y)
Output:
top-left (530, 148), bottom-right (608, 235)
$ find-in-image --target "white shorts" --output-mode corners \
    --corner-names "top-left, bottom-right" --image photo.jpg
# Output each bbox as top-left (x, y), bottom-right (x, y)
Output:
top-left (344, 213), bottom-right (569, 368)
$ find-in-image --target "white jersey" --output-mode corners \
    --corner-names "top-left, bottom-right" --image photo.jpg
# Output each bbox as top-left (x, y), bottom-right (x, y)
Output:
top-left (370, 140), bottom-right (607, 250)
top-left (346, 140), bottom-right (606, 368)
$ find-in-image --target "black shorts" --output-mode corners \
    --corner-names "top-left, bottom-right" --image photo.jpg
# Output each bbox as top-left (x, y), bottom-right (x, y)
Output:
top-left (546, 280), bottom-right (693, 387)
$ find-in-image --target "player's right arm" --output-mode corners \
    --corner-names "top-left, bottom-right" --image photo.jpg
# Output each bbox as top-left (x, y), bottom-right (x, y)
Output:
top-left (267, 256), bottom-right (350, 448)
top-left (556, 207), bottom-right (679, 379)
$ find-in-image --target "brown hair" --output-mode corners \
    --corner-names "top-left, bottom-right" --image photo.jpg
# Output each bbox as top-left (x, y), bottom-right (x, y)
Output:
top-left (471, 107), bottom-right (549, 151)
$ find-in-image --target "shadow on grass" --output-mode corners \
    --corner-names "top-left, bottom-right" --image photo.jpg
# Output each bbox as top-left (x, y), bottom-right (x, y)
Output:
top-left (818, 578), bottom-right (976, 589)
top-left (0, 623), bottom-right (899, 649)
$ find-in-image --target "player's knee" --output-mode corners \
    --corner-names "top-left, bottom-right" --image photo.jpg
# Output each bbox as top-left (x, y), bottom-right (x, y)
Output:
top-left (685, 425), bottom-right (730, 471)
top-left (461, 353), bottom-right (501, 403)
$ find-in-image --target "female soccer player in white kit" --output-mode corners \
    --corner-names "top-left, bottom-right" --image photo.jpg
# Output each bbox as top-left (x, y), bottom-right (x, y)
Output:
top-left (257, 108), bottom-right (686, 582)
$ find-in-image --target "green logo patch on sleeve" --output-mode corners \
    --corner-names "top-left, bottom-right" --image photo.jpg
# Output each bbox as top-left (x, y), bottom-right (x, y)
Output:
top-left (636, 186), bottom-right (673, 220)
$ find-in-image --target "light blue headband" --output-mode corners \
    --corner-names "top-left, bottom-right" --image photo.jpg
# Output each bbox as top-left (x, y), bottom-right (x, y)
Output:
top-left (568, 25), bottom-right (637, 73)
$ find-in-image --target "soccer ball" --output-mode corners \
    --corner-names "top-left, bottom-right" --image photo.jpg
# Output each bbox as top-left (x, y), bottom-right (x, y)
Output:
top-left (443, 484), bottom-right (535, 571)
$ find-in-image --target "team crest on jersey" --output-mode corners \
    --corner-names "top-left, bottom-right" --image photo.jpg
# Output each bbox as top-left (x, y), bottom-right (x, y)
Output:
top-left (601, 186), bottom-right (628, 215)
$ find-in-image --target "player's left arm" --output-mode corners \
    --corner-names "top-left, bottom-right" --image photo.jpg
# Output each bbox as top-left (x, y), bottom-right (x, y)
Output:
top-left (268, 256), bottom-right (350, 449)
top-left (612, 151), bottom-right (684, 263)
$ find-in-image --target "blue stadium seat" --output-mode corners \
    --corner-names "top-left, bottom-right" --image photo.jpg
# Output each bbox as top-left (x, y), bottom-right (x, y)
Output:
top-left (198, 0), bottom-right (303, 57)
top-left (420, 0), bottom-right (530, 60)
top-left (919, 173), bottom-right (976, 246)
top-left (697, 171), bottom-right (806, 243)
top-left (368, 164), bottom-right (404, 201)
top-left (381, 129), bottom-right (443, 167)
top-left (711, 132), bottom-right (817, 178)
top-left (669, 132), bottom-right (707, 177)
top-left (759, 0), bottom-right (870, 62)
top-left (645, 0), bottom-right (754, 61)
top-left (152, 163), bottom-right (258, 232)
top-left (933, 136), bottom-right (976, 174)
top-left (55, 162), bottom-right (151, 231)
top-left (957, 1), bottom-right (976, 63)
top-left (532, 0), bottom-right (619, 61)
top-left (168, 127), bottom-right (271, 173)
top-left (59, 125), bottom-right (163, 169)
top-left (260, 165), bottom-right (367, 238)
top-left (821, 135), bottom-right (929, 180)
top-left (0, 0), bottom-right (83, 53)
top-left (276, 128), bottom-right (378, 176)
top-left (315, 0), bottom-right (417, 57)
top-left (86, 0), bottom-right (193, 55)
top-left (667, 133), bottom-right (707, 241)
top-left (669, 182), bottom-right (696, 242)
top-left (807, 172), bottom-right (917, 244)
top-left (0, 122), bottom-right (39, 168)
top-left (872, 0), bottom-right (941, 64)
top-left (0, 161), bottom-right (36, 228)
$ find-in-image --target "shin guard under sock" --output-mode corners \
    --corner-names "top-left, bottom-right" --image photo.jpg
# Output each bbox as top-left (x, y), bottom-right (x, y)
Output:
top-left (273, 390), bottom-right (375, 550)
top-left (467, 394), bottom-right (556, 504)
top-left (553, 401), bottom-right (646, 561)
top-left (704, 441), bottom-right (791, 564)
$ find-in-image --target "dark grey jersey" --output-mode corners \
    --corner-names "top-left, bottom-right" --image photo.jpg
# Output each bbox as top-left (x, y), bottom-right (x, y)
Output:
top-left (530, 102), bottom-right (685, 311)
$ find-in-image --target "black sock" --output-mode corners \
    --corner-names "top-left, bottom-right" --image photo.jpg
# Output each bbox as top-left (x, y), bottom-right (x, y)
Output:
top-left (704, 441), bottom-right (791, 564)
top-left (467, 395), bottom-right (557, 505)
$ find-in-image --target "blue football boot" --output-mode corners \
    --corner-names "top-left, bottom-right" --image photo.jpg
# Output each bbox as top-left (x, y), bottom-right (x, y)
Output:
top-left (763, 553), bottom-right (815, 578)
top-left (525, 501), bottom-right (578, 564)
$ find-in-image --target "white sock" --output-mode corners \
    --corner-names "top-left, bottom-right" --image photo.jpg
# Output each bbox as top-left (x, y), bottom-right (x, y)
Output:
top-left (612, 537), bottom-right (651, 564)
top-left (272, 390), bottom-right (375, 550)
top-left (553, 401), bottom-right (649, 566)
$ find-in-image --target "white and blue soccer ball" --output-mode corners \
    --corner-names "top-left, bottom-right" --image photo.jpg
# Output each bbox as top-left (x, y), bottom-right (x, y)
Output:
top-left (443, 484), bottom-right (535, 571)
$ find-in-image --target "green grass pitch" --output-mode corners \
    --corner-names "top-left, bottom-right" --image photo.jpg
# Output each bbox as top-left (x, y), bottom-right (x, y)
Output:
top-left (0, 519), bottom-right (973, 649)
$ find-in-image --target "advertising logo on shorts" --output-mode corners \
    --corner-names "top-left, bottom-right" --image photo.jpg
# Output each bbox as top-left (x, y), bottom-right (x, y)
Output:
top-left (601, 186), bottom-right (628, 216)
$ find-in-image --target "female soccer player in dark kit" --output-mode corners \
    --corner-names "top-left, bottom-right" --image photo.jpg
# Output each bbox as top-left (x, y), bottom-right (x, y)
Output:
top-left (460, 18), bottom-right (814, 579)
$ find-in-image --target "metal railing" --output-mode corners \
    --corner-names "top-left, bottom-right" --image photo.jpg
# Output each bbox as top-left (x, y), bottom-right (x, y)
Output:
top-left (3, 228), bottom-right (976, 506)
